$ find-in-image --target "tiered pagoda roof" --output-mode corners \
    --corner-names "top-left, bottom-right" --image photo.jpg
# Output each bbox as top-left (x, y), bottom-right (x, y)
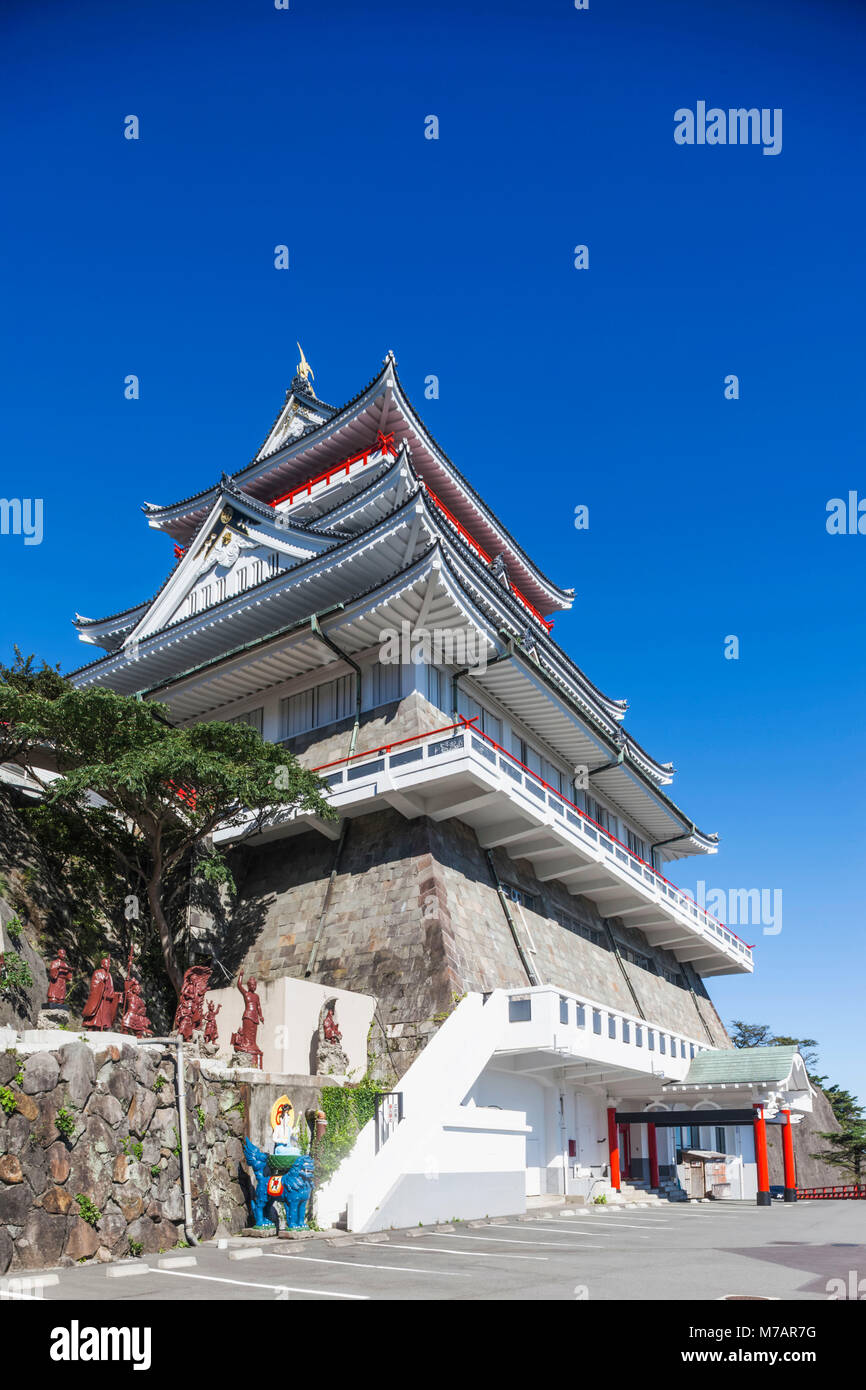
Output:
top-left (69, 353), bottom-right (718, 859)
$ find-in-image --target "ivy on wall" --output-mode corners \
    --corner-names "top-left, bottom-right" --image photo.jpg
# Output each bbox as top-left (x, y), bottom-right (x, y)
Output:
top-left (314, 1074), bottom-right (388, 1189)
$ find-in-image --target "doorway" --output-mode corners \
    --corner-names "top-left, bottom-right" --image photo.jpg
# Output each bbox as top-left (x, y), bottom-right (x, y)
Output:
top-left (617, 1124), bottom-right (631, 1181)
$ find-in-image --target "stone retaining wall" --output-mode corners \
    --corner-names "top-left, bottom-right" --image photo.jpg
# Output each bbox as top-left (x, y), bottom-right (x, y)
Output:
top-left (0, 1039), bottom-right (249, 1273)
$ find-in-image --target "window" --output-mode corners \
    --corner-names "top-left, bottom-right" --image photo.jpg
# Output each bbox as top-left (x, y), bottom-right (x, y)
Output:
top-left (648, 1030), bottom-right (655, 1051)
top-left (365, 661), bottom-right (401, 708)
top-left (426, 665), bottom-right (450, 715)
top-left (659, 1034), bottom-right (666, 1055)
top-left (560, 997), bottom-right (569, 1024)
top-left (635, 1025), bottom-right (643, 1047)
top-left (626, 828), bottom-right (648, 861)
top-left (542, 758), bottom-right (564, 795)
top-left (587, 795), bottom-right (617, 837)
top-left (576, 1003), bottom-right (586, 1028)
top-left (619, 944), bottom-right (653, 972)
top-left (608, 1015), bottom-right (617, 1040)
top-left (553, 907), bottom-right (602, 946)
top-left (622, 1020), bottom-right (631, 1043)
top-left (508, 997), bottom-right (532, 1023)
top-left (500, 883), bottom-right (537, 912)
top-left (680, 1040), bottom-right (687, 1059)
top-left (715, 1126), bottom-right (726, 1155)
top-left (659, 965), bottom-right (685, 987)
top-left (228, 706), bottom-right (264, 735)
top-left (592, 1009), bottom-right (602, 1035)
top-left (280, 675), bottom-right (354, 738)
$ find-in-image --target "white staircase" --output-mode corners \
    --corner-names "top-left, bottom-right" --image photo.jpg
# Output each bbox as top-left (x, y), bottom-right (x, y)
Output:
top-left (315, 991), bottom-right (529, 1232)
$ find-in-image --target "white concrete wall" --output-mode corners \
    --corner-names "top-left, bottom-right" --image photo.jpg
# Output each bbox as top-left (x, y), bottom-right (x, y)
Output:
top-left (204, 975), bottom-right (375, 1077)
top-left (317, 991), bottom-right (532, 1231)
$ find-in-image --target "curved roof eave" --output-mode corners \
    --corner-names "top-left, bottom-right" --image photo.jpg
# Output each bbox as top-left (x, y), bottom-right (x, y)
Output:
top-left (142, 356), bottom-right (573, 611)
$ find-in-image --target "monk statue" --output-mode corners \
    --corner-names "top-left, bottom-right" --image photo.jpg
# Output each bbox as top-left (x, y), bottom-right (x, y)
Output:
top-left (46, 948), bottom-right (73, 1007)
top-left (119, 976), bottom-right (153, 1038)
top-left (172, 964), bottom-right (212, 1041)
top-left (230, 971), bottom-right (264, 1069)
top-left (82, 958), bottom-right (121, 1032)
top-left (203, 999), bottom-right (221, 1045)
top-left (313, 996), bottom-right (350, 1077)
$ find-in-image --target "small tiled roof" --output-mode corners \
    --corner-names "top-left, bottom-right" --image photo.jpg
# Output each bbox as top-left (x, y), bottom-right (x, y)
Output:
top-left (678, 1046), bottom-right (799, 1086)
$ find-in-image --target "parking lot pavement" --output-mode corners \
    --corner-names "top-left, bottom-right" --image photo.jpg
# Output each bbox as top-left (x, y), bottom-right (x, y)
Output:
top-left (5, 1201), bottom-right (864, 1302)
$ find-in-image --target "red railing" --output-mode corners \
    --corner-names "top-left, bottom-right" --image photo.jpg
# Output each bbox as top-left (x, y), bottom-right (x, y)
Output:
top-left (421, 482), bottom-right (554, 633)
top-left (263, 430), bottom-right (553, 634)
top-left (309, 717), bottom-right (750, 958)
top-left (796, 1185), bottom-right (865, 1200)
top-left (269, 430), bottom-right (398, 508)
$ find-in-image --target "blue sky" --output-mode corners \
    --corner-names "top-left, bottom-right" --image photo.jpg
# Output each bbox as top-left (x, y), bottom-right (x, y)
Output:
top-left (2, 0), bottom-right (864, 1098)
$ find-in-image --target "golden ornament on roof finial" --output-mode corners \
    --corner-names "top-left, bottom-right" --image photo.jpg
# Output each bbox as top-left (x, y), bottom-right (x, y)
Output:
top-left (296, 342), bottom-right (314, 384)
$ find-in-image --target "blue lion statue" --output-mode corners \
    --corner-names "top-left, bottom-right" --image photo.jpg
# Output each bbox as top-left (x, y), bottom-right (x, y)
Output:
top-left (243, 1138), bottom-right (315, 1231)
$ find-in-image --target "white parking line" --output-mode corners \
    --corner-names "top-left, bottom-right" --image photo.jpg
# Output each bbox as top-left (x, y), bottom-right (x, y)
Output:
top-left (442, 1233), bottom-right (604, 1250)
top-left (153, 1269), bottom-right (368, 1299)
top-left (386, 1242), bottom-right (548, 1261)
top-left (263, 1253), bottom-right (470, 1278)
top-left (496, 1223), bottom-right (649, 1240)
top-left (552, 1219), bottom-right (667, 1232)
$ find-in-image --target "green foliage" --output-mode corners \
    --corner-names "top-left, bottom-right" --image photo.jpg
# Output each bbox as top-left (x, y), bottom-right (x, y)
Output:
top-left (4, 915), bottom-right (22, 942)
top-left (75, 1193), bottom-right (101, 1227)
top-left (120, 1137), bottom-right (144, 1161)
top-left (55, 1108), bottom-right (76, 1138)
top-left (0, 679), bottom-right (336, 991)
top-left (812, 1122), bottom-right (866, 1183)
top-left (151, 1163), bottom-right (161, 1176)
top-left (195, 1106), bottom-right (205, 1130)
top-left (127, 1238), bottom-right (143, 1258)
top-left (153, 1074), bottom-right (167, 1092)
top-left (316, 1075), bottom-right (389, 1189)
top-left (0, 952), bottom-right (33, 997)
top-left (171, 1127), bottom-right (181, 1157)
top-left (0, 1086), bottom-right (16, 1115)
top-left (593, 1193), bottom-right (607, 1205)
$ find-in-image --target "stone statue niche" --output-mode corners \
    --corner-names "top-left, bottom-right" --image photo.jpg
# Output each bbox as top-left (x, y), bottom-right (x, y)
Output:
top-left (312, 997), bottom-right (350, 1077)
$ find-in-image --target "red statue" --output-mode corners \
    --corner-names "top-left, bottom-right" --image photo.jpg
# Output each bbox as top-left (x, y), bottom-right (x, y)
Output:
top-left (82, 958), bottom-right (121, 1032)
top-left (119, 977), bottom-right (153, 1038)
top-left (172, 965), bottom-right (212, 1041)
top-left (46, 948), bottom-right (73, 1006)
top-left (203, 1000), bottom-right (221, 1044)
top-left (230, 971), bottom-right (264, 1068)
top-left (323, 1008), bottom-right (341, 1043)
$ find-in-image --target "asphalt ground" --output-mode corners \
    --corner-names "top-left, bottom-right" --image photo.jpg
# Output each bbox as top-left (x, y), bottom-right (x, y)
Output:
top-left (3, 1199), bottom-right (864, 1302)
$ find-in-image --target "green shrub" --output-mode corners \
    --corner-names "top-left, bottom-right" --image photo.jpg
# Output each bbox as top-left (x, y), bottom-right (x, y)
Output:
top-left (55, 1108), bottom-right (76, 1139)
top-left (127, 1238), bottom-right (143, 1258)
top-left (0, 953), bottom-right (33, 996)
top-left (0, 1086), bottom-right (16, 1116)
top-left (75, 1193), bottom-right (101, 1227)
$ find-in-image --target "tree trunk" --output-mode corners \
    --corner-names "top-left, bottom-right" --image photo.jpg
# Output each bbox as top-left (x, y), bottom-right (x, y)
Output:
top-left (147, 875), bottom-right (182, 997)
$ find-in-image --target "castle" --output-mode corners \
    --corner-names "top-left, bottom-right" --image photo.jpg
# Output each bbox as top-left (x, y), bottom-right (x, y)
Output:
top-left (68, 351), bottom-right (812, 1215)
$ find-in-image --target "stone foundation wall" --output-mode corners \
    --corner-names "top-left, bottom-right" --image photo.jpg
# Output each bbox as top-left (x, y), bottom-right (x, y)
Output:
top-left (226, 803), bottom-right (730, 1077)
top-left (0, 1040), bottom-right (248, 1274)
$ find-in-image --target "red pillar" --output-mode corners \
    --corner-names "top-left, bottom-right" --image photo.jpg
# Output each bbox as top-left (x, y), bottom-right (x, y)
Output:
top-left (607, 1107), bottom-right (621, 1191)
top-left (781, 1109), bottom-right (797, 1202)
top-left (754, 1104), bottom-right (771, 1207)
top-left (648, 1122), bottom-right (659, 1190)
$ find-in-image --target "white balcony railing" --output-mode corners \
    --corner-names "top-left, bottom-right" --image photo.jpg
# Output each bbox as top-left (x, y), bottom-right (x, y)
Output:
top-left (310, 720), bottom-right (753, 974)
top-left (497, 985), bottom-right (706, 1081)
